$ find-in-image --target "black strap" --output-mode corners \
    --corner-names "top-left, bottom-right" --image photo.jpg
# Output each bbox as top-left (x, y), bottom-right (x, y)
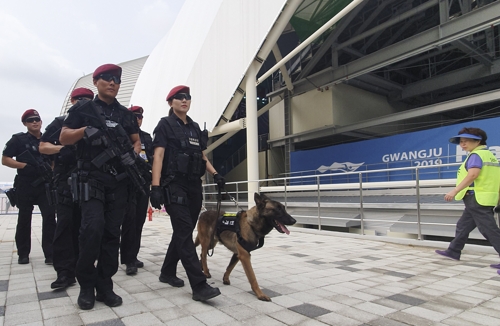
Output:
top-left (170, 195), bottom-right (187, 205)
top-left (215, 210), bottom-right (265, 253)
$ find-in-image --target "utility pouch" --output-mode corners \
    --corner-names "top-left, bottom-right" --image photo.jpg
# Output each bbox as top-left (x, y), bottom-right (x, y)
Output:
top-left (68, 173), bottom-right (79, 203)
top-left (163, 187), bottom-right (171, 206)
top-left (176, 153), bottom-right (191, 175)
top-left (45, 183), bottom-right (58, 206)
top-left (81, 182), bottom-right (90, 202)
top-left (5, 188), bottom-right (17, 207)
top-left (191, 152), bottom-right (206, 177)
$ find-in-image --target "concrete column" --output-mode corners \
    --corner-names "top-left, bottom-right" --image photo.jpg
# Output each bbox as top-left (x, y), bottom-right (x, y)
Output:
top-left (246, 61), bottom-right (260, 208)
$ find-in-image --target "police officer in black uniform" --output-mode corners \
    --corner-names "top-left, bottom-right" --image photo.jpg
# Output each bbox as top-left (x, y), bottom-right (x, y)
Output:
top-left (60, 64), bottom-right (140, 310)
top-left (39, 88), bottom-right (94, 289)
top-left (2, 109), bottom-right (56, 265)
top-left (150, 85), bottom-right (225, 301)
top-left (120, 105), bottom-right (153, 275)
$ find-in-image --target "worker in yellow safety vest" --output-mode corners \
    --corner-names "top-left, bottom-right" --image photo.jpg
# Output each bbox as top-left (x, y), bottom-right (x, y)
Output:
top-left (435, 127), bottom-right (500, 274)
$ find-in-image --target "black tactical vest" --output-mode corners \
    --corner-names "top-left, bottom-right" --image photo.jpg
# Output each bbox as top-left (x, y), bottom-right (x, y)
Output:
top-left (161, 115), bottom-right (208, 179)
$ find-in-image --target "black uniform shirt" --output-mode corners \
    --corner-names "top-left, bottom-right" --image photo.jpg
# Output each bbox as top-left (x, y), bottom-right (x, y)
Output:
top-left (3, 132), bottom-right (47, 177)
top-left (152, 115), bottom-right (205, 151)
top-left (41, 116), bottom-right (75, 175)
top-left (41, 117), bottom-right (64, 146)
top-left (64, 97), bottom-right (138, 135)
top-left (63, 97), bottom-right (139, 166)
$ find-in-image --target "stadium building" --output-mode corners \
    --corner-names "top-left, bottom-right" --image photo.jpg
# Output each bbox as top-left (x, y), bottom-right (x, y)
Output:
top-left (62, 0), bottom-right (500, 239)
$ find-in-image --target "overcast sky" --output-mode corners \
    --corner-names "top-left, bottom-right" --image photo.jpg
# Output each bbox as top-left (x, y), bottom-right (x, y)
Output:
top-left (0, 0), bottom-right (185, 182)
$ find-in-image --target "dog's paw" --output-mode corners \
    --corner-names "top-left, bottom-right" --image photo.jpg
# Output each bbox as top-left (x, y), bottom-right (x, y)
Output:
top-left (204, 272), bottom-right (211, 278)
top-left (258, 294), bottom-right (271, 301)
top-left (223, 279), bottom-right (230, 285)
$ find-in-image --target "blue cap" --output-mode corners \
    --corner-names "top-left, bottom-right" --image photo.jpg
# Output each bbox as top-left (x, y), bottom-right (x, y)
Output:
top-left (449, 133), bottom-right (482, 144)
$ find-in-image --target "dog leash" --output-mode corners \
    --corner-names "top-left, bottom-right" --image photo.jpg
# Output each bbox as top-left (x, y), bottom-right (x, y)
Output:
top-left (208, 186), bottom-right (238, 258)
top-left (208, 186), bottom-right (224, 258)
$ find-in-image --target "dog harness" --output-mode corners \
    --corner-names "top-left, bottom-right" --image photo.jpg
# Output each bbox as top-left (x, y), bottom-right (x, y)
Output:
top-left (216, 212), bottom-right (265, 253)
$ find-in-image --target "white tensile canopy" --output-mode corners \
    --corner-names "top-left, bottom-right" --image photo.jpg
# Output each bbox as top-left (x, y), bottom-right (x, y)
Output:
top-left (131, 0), bottom-right (288, 133)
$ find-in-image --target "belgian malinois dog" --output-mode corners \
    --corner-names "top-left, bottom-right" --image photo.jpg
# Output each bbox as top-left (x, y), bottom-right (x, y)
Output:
top-left (195, 192), bottom-right (296, 301)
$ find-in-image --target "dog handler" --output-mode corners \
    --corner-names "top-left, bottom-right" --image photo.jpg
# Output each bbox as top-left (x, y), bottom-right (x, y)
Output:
top-left (435, 127), bottom-right (500, 270)
top-left (150, 85), bottom-right (225, 301)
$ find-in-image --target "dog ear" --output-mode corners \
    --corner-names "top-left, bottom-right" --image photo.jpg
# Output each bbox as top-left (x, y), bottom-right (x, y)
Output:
top-left (254, 192), bottom-right (264, 209)
top-left (254, 192), bottom-right (269, 210)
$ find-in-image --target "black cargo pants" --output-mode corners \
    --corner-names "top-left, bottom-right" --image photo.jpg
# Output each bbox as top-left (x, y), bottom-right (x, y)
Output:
top-left (52, 178), bottom-right (81, 278)
top-left (75, 172), bottom-right (128, 292)
top-left (15, 175), bottom-right (56, 259)
top-left (160, 178), bottom-right (206, 288)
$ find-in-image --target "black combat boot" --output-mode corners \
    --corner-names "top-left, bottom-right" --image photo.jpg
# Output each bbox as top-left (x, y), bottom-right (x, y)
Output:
top-left (95, 290), bottom-right (123, 307)
top-left (192, 282), bottom-right (221, 301)
top-left (77, 287), bottom-right (95, 310)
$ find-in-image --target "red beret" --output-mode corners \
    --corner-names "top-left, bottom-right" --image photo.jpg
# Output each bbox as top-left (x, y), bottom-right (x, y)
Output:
top-left (129, 106), bottom-right (144, 114)
top-left (166, 85), bottom-right (190, 101)
top-left (93, 64), bottom-right (122, 78)
top-left (70, 87), bottom-right (94, 100)
top-left (21, 109), bottom-right (40, 122)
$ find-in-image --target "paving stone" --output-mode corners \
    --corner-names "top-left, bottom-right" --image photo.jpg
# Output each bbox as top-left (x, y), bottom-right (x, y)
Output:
top-left (290, 253), bottom-right (309, 258)
top-left (4, 212), bottom-right (500, 325)
top-left (193, 309), bottom-right (235, 326)
top-left (37, 290), bottom-right (68, 301)
top-left (385, 271), bottom-right (415, 279)
top-left (43, 314), bottom-right (85, 326)
top-left (259, 288), bottom-right (282, 298)
top-left (288, 303), bottom-right (331, 318)
top-left (332, 259), bottom-right (363, 266)
top-left (402, 306), bottom-right (449, 322)
top-left (457, 310), bottom-right (500, 326)
top-left (269, 309), bottom-right (310, 325)
top-left (87, 319), bottom-right (125, 326)
top-left (386, 293), bottom-right (426, 306)
top-left (337, 266), bottom-right (361, 272)
top-left (0, 280), bottom-right (8, 292)
top-left (368, 317), bottom-right (413, 326)
top-left (316, 311), bottom-right (360, 325)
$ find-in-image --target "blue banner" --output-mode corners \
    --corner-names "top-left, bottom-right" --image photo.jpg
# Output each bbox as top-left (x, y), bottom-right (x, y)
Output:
top-left (291, 117), bottom-right (500, 183)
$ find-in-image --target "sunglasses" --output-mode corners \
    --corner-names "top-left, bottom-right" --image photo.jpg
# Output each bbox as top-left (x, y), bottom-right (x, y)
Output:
top-left (135, 114), bottom-right (143, 119)
top-left (97, 73), bottom-right (121, 84)
top-left (172, 93), bottom-right (191, 101)
top-left (25, 117), bottom-right (41, 123)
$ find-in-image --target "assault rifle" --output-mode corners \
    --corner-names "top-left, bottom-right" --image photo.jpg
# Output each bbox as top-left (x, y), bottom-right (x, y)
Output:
top-left (84, 101), bottom-right (147, 196)
top-left (135, 157), bottom-right (152, 185)
top-left (17, 150), bottom-right (57, 205)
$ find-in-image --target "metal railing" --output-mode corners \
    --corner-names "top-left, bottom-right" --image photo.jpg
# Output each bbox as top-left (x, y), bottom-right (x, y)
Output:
top-left (0, 194), bottom-right (42, 215)
top-left (203, 162), bottom-right (467, 241)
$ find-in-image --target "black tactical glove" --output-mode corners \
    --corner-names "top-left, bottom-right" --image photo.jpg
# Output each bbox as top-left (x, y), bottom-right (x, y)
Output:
top-left (150, 186), bottom-right (164, 210)
top-left (494, 205), bottom-right (500, 213)
top-left (120, 151), bottom-right (137, 166)
top-left (83, 126), bottom-right (103, 145)
top-left (214, 173), bottom-right (225, 189)
top-left (59, 145), bottom-right (76, 164)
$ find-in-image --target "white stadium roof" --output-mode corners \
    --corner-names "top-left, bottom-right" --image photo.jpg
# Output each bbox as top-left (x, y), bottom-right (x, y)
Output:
top-left (60, 56), bottom-right (148, 115)
top-left (130, 0), bottom-right (289, 133)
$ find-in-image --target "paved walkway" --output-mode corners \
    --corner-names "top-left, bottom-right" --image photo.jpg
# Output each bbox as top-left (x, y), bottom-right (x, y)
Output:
top-left (2, 212), bottom-right (500, 326)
